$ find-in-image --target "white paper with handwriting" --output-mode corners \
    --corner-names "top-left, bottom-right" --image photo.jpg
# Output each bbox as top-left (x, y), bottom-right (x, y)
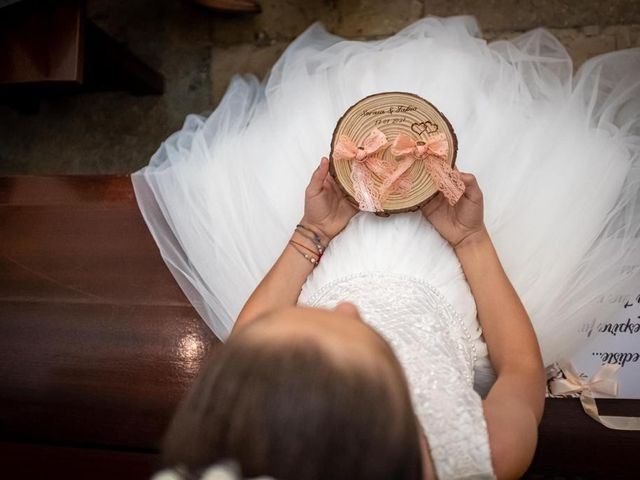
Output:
top-left (570, 266), bottom-right (640, 399)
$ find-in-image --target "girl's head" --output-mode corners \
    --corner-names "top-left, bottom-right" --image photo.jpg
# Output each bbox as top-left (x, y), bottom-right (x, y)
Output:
top-left (162, 304), bottom-right (423, 480)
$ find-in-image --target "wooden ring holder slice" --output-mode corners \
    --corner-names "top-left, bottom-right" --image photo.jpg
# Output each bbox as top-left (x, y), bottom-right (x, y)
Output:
top-left (329, 91), bottom-right (458, 216)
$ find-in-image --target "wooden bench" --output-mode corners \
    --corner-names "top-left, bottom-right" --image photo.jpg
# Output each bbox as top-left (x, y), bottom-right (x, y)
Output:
top-left (1, 176), bottom-right (638, 478)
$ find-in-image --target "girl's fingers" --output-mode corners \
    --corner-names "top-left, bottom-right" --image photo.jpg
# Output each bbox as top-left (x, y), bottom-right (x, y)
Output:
top-left (327, 173), bottom-right (344, 197)
top-left (452, 167), bottom-right (482, 204)
top-left (307, 157), bottom-right (329, 196)
top-left (458, 171), bottom-right (482, 203)
top-left (421, 192), bottom-right (444, 217)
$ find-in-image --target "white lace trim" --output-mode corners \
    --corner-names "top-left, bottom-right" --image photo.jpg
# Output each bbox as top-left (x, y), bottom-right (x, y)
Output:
top-left (301, 271), bottom-right (478, 375)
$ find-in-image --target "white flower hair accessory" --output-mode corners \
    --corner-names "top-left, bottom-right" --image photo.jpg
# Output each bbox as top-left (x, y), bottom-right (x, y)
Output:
top-left (151, 462), bottom-right (275, 480)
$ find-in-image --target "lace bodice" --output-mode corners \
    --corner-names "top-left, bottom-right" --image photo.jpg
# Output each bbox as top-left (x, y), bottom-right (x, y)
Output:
top-left (299, 273), bottom-right (495, 480)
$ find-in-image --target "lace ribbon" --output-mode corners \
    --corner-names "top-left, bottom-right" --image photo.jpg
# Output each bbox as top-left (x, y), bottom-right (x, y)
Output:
top-left (333, 129), bottom-right (465, 211)
top-left (550, 360), bottom-right (640, 430)
top-left (333, 128), bottom-right (395, 212)
top-left (391, 133), bottom-right (465, 206)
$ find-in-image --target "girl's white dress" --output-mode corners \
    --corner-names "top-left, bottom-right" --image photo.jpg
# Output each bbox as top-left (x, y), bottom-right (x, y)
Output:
top-left (132, 16), bottom-right (640, 479)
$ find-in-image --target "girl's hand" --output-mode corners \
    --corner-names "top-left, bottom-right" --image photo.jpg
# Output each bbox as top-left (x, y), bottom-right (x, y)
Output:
top-left (420, 170), bottom-right (488, 250)
top-left (301, 157), bottom-right (358, 243)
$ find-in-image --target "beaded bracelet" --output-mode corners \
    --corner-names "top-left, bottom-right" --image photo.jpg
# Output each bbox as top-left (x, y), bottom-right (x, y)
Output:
top-left (288, 240), bottom-right (319, 266)
top-left (289, 223), bottom-right (329, 267)
top-left (289, 239), bottom-right (317, 256)
top-left (295, 224), bottom-right (326, 256)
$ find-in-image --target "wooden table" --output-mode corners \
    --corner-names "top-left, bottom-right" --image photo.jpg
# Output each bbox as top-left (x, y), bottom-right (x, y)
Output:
top-left (0, 176), bottom-right (638, 478)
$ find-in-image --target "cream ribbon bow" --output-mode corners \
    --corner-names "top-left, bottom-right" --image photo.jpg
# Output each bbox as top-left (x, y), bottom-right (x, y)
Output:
top-left (550, 360), bottom-right (640, 430)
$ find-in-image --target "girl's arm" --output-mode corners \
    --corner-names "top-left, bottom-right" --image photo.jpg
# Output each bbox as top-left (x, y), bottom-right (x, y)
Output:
top-left (233, 230), bottom-right (322, 333)
top-left (455, 228), bottom-right (545, 479)
top-left (232, 157), bottom-right (357, 335)
top-left (422, 173), bottom-right (545, 479)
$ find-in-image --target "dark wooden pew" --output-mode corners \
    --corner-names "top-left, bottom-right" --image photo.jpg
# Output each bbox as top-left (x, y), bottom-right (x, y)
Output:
top-left (0, 176), bottom-right (638, 479)
top-left (0, 176), bottom-right (216, 478)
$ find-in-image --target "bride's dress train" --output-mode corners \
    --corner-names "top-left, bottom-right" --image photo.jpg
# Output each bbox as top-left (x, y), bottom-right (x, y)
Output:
top-left (133, 16), bottom-right (640, 478)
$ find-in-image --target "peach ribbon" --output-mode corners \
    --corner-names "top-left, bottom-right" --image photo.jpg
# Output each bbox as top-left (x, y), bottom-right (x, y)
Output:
top-left (390, 133), bottom-right (464, 206)
top-left (333, 128), bottom-right (393, 212)
top-left (550, 360), bottom-right (640, 430)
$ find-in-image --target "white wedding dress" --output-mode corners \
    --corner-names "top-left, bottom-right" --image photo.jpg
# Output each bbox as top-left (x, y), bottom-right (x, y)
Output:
top-left (132, 16), bottom-right (640, 479)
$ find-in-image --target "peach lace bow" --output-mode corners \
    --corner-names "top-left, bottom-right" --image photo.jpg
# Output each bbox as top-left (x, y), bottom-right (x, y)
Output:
top-left (333, 128), bottom-right (390, 212)
top-left (333, 129), bottom-right (421, 212)
top-left (391, 133), bottom-right (464, 206)
top-left (333, 129), bottom-right (464, 212)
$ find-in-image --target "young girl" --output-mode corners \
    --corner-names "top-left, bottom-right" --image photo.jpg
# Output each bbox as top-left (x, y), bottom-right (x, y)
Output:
top-left (136, 14), bottom-right (640, 480)
top-left (155, 166), bottom-right (544, 479)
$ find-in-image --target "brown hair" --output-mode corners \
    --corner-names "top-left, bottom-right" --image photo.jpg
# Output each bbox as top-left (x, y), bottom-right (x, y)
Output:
top-left (162, 323), bottom-right (423, 480)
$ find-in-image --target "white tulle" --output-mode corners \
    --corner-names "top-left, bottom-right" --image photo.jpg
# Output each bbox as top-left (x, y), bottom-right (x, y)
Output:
top-left (132, 15), bottom-right (640, 367)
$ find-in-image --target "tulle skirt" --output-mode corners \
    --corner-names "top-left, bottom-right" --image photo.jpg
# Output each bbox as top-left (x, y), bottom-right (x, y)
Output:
top-left (132, 16), bottom-right (640, 366)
